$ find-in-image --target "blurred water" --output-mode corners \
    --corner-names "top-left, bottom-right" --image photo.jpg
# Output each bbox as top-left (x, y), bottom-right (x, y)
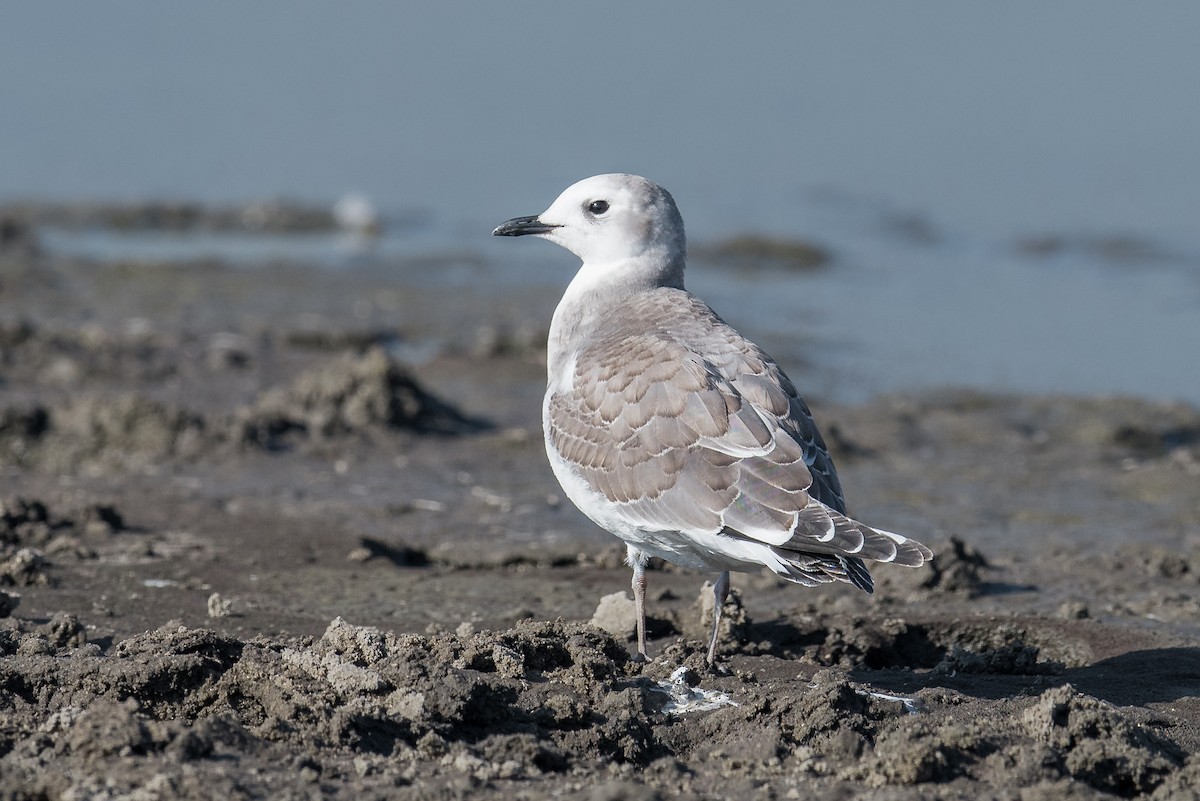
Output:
top-left (2, 3), bottom-right (1198, 403)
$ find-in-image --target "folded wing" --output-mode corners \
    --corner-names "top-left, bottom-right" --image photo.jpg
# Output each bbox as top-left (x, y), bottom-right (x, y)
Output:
top-left (548, 306), bottom-right (932, 591)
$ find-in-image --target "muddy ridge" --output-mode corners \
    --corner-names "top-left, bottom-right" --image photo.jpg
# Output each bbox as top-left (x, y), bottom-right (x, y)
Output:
top-left (1, 250), bottom-right (1199, 799)
top-left (1, 614), bottom-right (1194, 800)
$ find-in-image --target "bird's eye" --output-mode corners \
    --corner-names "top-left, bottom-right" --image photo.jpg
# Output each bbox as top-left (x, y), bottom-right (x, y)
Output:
top-left (587, 200), bottom-right (610, 216)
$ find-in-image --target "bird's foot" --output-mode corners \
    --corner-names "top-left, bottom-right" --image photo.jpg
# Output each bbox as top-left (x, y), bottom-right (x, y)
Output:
top-left (704, 659), bottom-right (731, 677)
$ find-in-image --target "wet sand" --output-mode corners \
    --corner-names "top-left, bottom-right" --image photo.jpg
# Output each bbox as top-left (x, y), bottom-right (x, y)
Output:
top-left (2, 243), bottom-right (1200, 799)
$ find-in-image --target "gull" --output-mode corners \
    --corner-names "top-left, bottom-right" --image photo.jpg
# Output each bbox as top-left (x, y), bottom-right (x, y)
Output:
top-left (493, 174), bottom-right (933, 665)
top-left (333, 192), bottom-right (381, 235)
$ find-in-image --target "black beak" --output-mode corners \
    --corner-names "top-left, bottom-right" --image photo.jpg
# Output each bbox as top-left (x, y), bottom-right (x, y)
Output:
top-left (492, 215), bottom-right (558, 237)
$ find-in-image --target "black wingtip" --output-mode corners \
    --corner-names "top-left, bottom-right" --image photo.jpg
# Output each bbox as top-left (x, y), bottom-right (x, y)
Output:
top-left (844, 556), bottom-right (875, 593)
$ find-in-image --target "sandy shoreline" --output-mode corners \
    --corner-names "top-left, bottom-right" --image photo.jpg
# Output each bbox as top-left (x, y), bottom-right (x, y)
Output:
top-left (2, 246), bottom-right (1199, 799)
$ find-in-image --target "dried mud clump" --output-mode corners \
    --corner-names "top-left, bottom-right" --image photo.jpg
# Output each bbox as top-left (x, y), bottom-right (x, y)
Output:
top-left (0, 547), bottom-right (48, 589)
top-left (1, 348), bottom-right (485, 469)
top-left (691, 234), bottom-right (831, 271)
top-left (741, 612), bottom-right (1091, 676)
top-left (856, 684), bottom-right (1183, 797)
top-left (0, 393), bottom-right (206, 472)
top-left (0, 405), bottom-right (49, 464)
top-left (932, 640), bottom-right (1058, 676)
top-left (1107, 544), bottom-right (1194, 581)
top-left (0, 616), bottom-right (1191, 799)
top-left (1, 496), bottom-right (129, 591)
top-left (750, 615), bottom-right (946, 669)
top-left (0, 320), bottom-right (181, 383)
top-left (1113, 420), bottom-right (1200, 459)
top-left (1109, 404), bottom-right (1200, 477)
top-left (933, 620), bottom-right (1085, 673)
top-left (0, 618), bottom-right (653, 798)
top-left (0, 198), bottom-right (339, 233)
top-left (921, 535), bottom-right (989, 597)
top-left (235, 347), bottom-right (485, 449)
top-left (1022, 684), bottom-right (1184, 796)
top-left (55, 394), bottom-right (209, 466)
top-left (0, 589), bottom-right (19, 617)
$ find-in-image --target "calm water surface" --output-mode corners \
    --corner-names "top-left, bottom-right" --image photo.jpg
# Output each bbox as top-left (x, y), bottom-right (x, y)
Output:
top-left (3, 3), bottom-right (1198, 404)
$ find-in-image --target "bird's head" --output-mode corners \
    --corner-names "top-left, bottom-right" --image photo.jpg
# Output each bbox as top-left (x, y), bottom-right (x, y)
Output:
top-left (493, 174), bottom-right (686, 280)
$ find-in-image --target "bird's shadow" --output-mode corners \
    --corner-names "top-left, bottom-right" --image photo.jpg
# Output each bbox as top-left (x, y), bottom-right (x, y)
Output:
top-left (742, 614), bottom-right (1200, 708)
top-left (969, 581), bottom-right (1039, 596)
top-left (852, 647), bottom-right (1200, 707)
top-left (744, 617), bottom-right (946, 671)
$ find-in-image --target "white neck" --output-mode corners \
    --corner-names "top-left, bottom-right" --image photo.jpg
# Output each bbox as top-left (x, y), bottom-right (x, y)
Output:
top-left (545, 243), bottom-right (686, 387)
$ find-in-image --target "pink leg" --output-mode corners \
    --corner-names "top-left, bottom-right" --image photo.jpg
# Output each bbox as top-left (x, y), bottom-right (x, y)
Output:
top-left (706, 571), bottom-right (730, 666)
top-left (628, 547), bottom-right (649, 661)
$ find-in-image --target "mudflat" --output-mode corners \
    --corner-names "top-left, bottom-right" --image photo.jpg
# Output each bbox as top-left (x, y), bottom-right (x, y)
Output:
top-left (2, 244), bottom-right (1199, 800)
